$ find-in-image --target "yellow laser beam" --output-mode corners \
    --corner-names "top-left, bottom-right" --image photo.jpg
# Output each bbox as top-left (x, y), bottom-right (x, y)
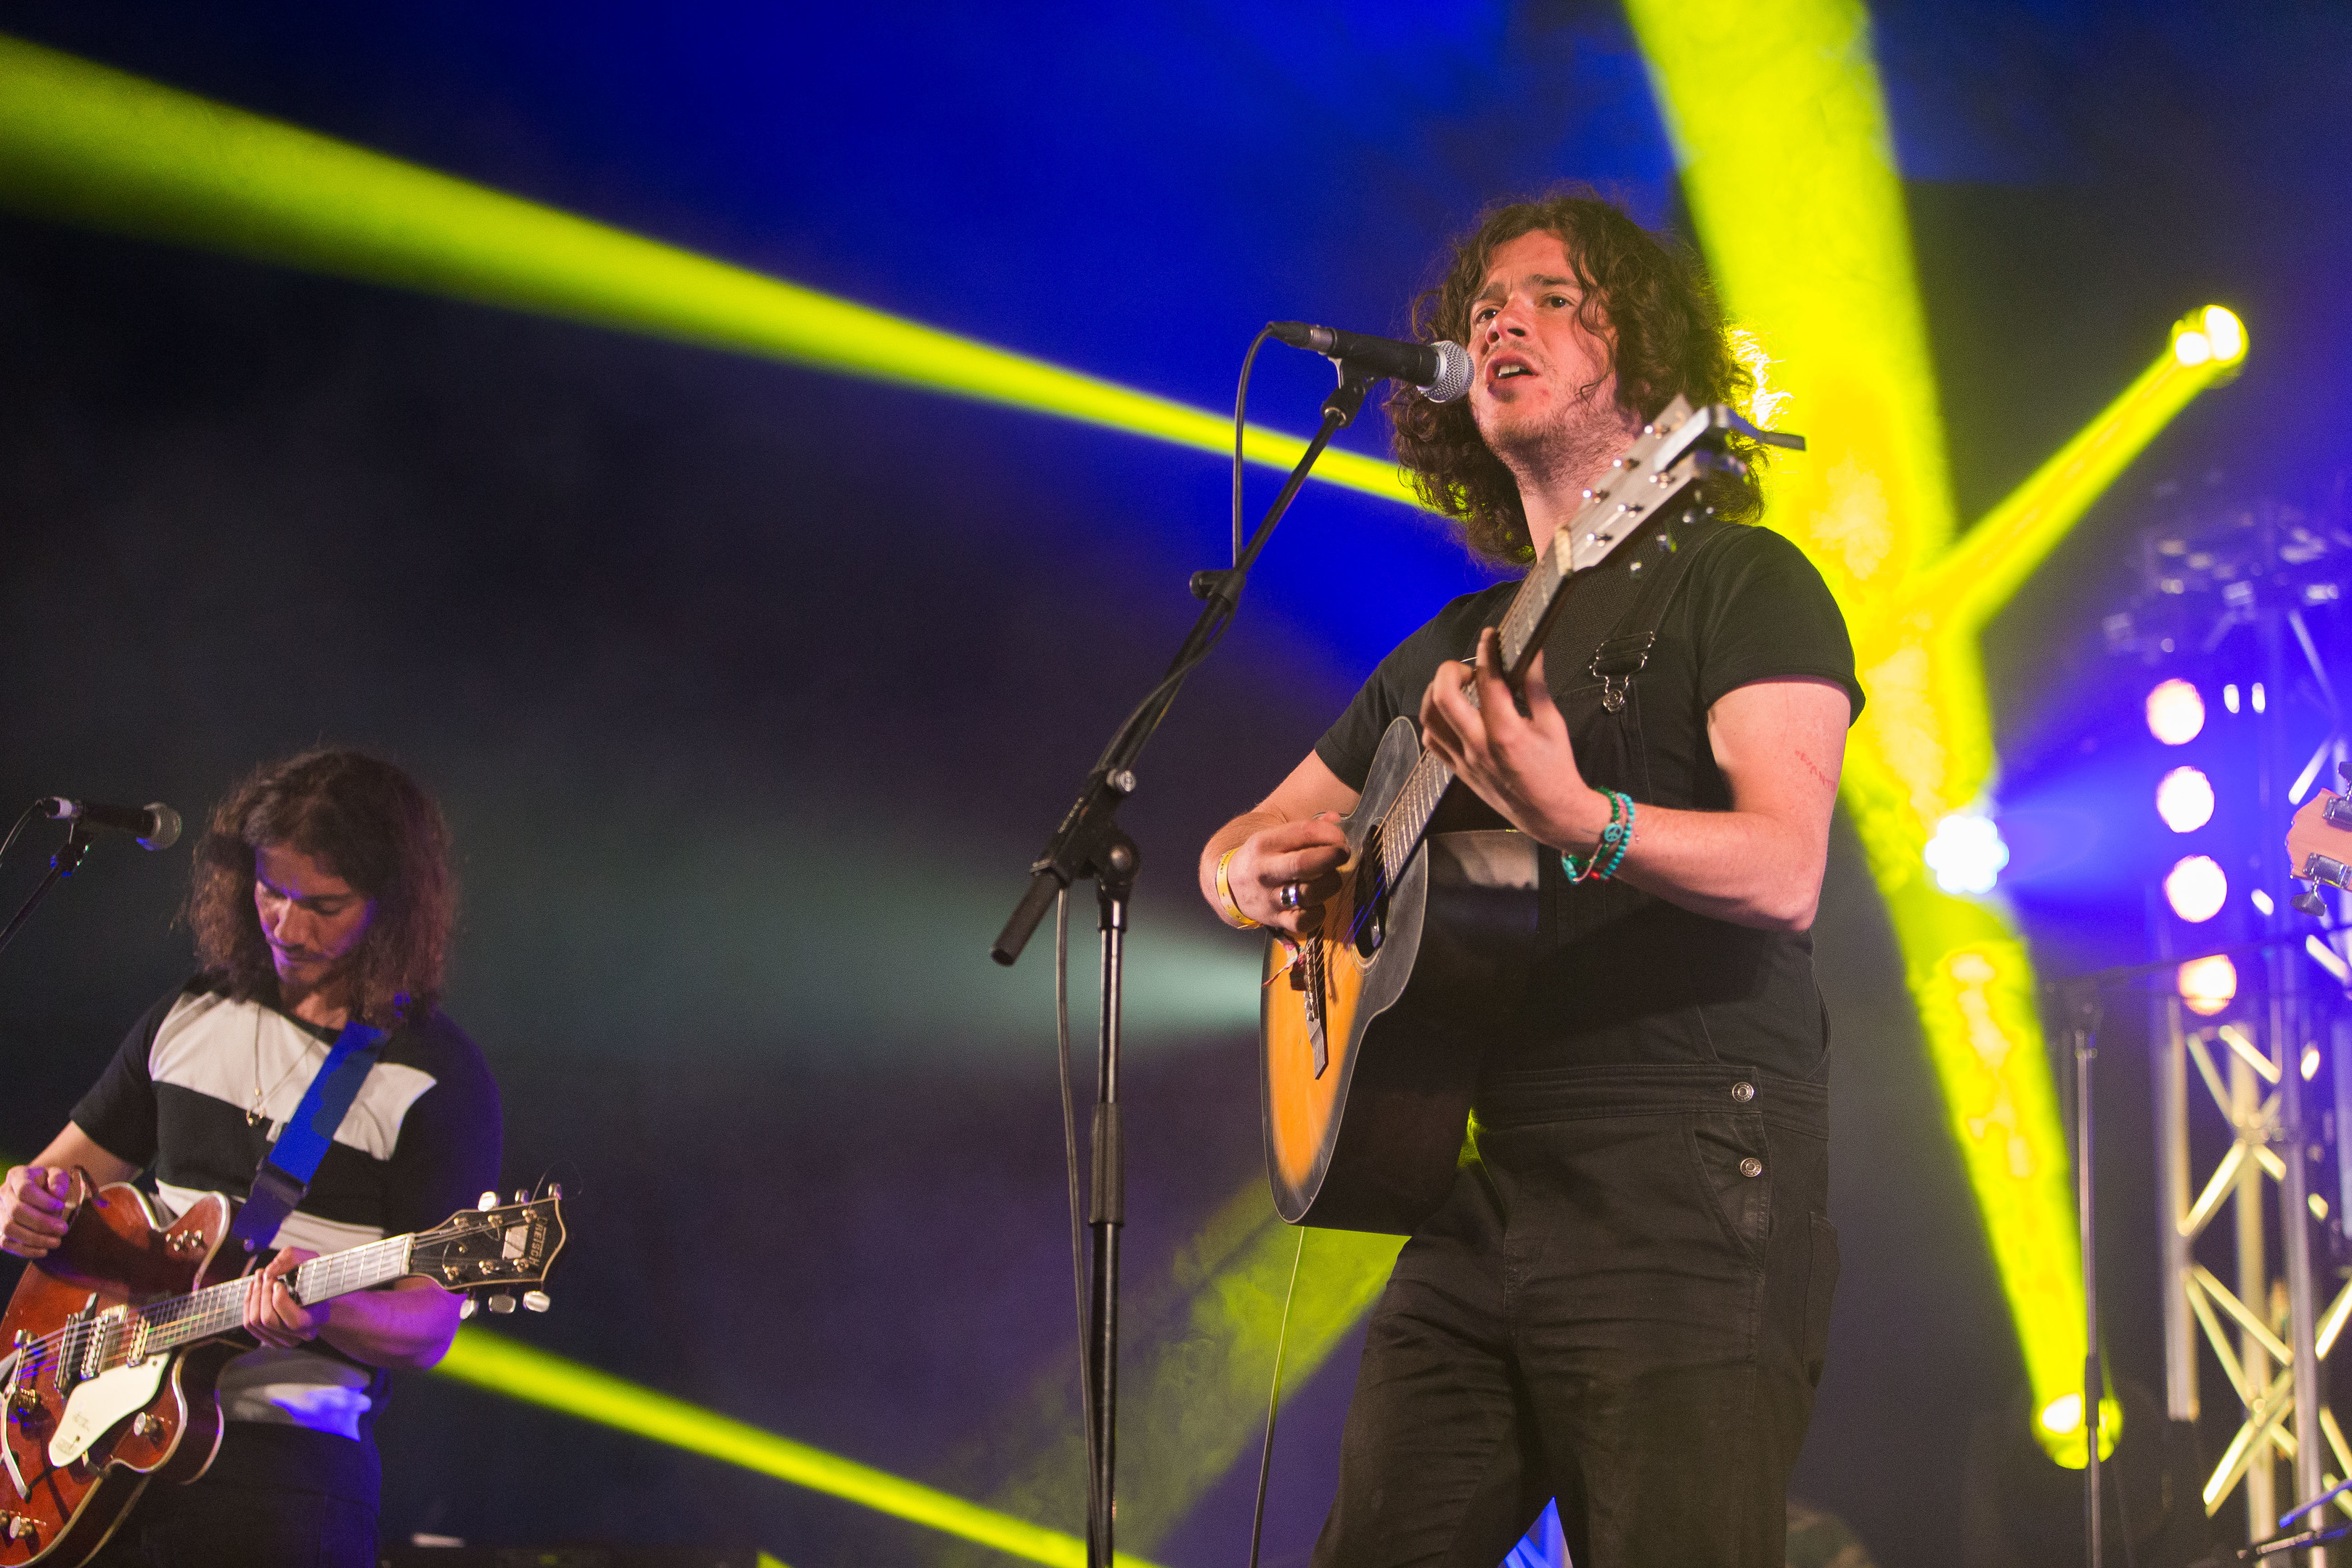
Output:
top-left (1630, 0), bottom-right (2235, 1466)
top-left (432, 1328), bottom-right (1165, 1568)
top-left (0, 33), bottom-right (1413, 508)
top-left (943, 1186), bottom-right (1402, 1559)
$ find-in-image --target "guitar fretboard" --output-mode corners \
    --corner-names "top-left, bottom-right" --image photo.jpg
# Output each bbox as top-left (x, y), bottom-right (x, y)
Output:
top-left (1371, 531), bottom-right (1576, 887)
top-left (132, 1235), bottom-right (411, 1358)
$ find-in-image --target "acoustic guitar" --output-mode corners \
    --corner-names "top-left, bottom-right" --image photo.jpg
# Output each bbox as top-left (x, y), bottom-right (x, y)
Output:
top-left (0, 1177), bottom-right (565, 1566)
top-left (1259, 397), bottom-right (1800, 1234)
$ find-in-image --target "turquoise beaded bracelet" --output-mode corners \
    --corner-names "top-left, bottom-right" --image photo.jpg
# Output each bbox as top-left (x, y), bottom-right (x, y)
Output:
top-left (1561, 790), bottom-right (1636, 883)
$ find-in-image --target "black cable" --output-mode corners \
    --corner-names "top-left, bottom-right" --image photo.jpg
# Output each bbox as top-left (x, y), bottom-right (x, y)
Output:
top-left (1246, 1226), bottom-right (1307, 1568)
top-left (1055, 890), bottom-right (1098, 1552)
top-left (0, 801), bottom-right (45, 874)
top-left (1233, 326), bottom-right (1273, 568)
top-left (1087, 323), bottom-right (1283, 780)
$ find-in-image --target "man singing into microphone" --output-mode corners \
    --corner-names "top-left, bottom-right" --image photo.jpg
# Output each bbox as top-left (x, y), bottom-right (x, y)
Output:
top-left (0, 748), bottom-right (499, 1567)
top-left (1200, 191), bottom-right (1862, 1566)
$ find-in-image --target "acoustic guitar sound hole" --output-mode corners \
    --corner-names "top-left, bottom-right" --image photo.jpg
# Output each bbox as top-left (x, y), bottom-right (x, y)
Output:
top-left (1353, 829), bottom-right (1386, 958)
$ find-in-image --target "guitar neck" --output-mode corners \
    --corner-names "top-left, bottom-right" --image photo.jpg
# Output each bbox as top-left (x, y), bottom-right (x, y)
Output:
top-left (1371, 531), bottom-right (1579, 881)
top-left (137, 1233), bottom-right (413, 1355)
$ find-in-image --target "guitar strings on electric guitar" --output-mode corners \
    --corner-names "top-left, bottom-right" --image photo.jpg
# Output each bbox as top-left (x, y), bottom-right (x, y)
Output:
top-left (0, 1177), bottom-right (565, 1567)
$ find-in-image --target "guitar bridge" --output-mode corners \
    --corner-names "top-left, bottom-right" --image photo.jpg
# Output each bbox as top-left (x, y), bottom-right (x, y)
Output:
top-left (1304, 942), bottom-right (1329, 1079)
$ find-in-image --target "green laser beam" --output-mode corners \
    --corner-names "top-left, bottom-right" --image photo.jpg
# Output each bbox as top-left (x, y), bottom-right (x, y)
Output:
top-left (0, 33), bottom-right (1414, 509)
top-left (432, 1328), bottom-right (1166, 1568)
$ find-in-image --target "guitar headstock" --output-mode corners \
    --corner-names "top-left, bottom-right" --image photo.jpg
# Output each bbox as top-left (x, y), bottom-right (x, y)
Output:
top-left (1555, 399), bottom-right (1805, 575)
top-left (411, 1190), bottom-right (568, 1301)
top-left (1495, 399), bottom-right (1803, 681)
top-left (2288, 790), bottom-right (2352, 893)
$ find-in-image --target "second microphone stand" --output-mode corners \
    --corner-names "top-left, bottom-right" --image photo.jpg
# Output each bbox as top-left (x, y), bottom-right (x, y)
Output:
top-left (992, 363), bottom-right (1377, 1568)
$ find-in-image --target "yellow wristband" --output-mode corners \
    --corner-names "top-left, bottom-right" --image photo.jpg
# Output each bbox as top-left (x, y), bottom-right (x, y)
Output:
top-left (1216, 847), bottom-right (1262, 929)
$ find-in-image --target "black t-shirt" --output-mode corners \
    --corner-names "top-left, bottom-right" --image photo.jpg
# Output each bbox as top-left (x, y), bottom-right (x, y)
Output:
top-left (72, 975), bottom-right (502, 1447)
top-left (1314, 522), bottom-right (1862, 1088)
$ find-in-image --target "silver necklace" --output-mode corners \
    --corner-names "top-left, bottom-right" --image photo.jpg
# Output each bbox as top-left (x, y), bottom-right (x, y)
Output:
top-left (248, 1006), bottom-right (323, 1127)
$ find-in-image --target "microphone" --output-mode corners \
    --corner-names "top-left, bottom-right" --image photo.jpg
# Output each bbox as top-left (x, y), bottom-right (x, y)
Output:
top-left (1268, 322), bottom-right (1474, 404)
top-left (41, 797), bottom-right (183, 851)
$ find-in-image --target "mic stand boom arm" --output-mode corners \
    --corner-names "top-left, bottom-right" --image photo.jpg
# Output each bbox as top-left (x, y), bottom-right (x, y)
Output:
top-left (0, 824), bottom-right (94, 960)
top-left (990, 365), bottom-right (1375, 1568)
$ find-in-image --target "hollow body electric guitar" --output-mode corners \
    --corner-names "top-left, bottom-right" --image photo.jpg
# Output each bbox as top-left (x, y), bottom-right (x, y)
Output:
top-left (0, 1177), bottom-right (565, 1566)
top-left (1261, 398), bottom-right (1800, 1234)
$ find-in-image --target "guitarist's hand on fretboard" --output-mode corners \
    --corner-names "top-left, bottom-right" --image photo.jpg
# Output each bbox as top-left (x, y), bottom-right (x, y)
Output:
top-left (1418, 629), bottom-right (1613, 858)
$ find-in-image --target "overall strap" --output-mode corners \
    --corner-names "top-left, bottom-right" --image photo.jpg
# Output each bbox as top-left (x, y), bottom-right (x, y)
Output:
top-left (229, 1017), bottom-right (386, 1254)
top-left (1588, 517), bottom-right (1741, 714)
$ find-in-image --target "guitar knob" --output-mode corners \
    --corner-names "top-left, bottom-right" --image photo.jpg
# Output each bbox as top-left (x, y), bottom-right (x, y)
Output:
top-left (457, 1297), bottom-right (477, 1320)
top-left (486, 1293), bottom-right (517, 1315)
top-left (478, 1191), bottom-right (498, 1211)
top-left (522, 1291), bottom-right (550, 1314)
top-left (131, 1413), bottom-right (163, 1438)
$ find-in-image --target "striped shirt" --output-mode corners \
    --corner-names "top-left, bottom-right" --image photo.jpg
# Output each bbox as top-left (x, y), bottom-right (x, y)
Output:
top-left (72, 977), bottom-right (500, 1444)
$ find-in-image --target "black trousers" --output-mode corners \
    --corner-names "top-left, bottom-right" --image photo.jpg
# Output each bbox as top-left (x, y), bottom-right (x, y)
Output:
top-left (1312, 1065), bottom-right (1837, 1568)
top-left (86, 1422), bottom-right (380, 1568)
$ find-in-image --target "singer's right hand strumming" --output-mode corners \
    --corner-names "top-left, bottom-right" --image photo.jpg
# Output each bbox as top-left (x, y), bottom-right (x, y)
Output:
top-left (1199, 752), bottom-right (1361, 937)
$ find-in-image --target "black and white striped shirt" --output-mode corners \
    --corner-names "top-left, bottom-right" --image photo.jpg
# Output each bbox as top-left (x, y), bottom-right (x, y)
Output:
top-left (72, 976), bottom-right (500, 1445)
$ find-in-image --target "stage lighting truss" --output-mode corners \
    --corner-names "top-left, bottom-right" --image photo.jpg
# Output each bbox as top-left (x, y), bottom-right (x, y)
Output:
top-left (2117, 490), bottom-right (2352, 1539)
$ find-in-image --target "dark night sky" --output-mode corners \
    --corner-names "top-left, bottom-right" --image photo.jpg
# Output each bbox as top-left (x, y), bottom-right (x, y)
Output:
top-left (2, 4), bottom-right (2348, 1564)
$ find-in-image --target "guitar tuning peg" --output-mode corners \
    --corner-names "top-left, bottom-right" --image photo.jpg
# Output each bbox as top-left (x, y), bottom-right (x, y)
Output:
top-left (478, 1191), bottom-right (498, 1211)
top-left (486, 1293), bottom-right (517, 1315)
top-left (522, 1291), bottom-right (550, 1313)
top-left (513, 1190), bottom-right (528, 1204)
top-left (2295, 888), bottom-right (2329, 917)
top-left (547, 1183), bottom-right (563, 1200)
top-left (458, 1296), bottom-right (477, 1319)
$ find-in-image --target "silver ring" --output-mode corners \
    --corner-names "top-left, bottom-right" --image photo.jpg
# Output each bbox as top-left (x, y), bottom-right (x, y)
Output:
top-left (1278, 882), bottom-right (1303, 912)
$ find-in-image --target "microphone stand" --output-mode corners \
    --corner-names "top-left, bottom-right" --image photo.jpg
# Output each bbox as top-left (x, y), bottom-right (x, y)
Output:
top-left (0, 823), bottom-right (93, 960)
top-left (992, 362), bottom-right (1378, 1568)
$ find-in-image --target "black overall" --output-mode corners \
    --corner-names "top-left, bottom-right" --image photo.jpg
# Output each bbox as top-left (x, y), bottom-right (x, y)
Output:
top-left (1312, 518), bottom-right (1842, 1568)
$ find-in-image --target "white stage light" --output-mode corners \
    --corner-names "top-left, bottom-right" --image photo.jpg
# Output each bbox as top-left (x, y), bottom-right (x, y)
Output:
top-left (1924, 812), bottom-right (2009, 896)
top-left (2165, 854), bottom-right (2228, 923)
top-left (2147, 679), bottom-right (2205, 745)
top-left (2155, 766), bottom-right (2216, 833)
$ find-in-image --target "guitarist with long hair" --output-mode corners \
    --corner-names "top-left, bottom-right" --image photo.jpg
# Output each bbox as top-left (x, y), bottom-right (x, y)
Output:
top-left (1199, 191), bottom-right (1863, 1567)
top-left (0, 748), bottom-right (499, 1567)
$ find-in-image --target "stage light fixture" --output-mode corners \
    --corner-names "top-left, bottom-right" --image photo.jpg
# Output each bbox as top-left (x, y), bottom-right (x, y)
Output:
top-left (2225, 683), bottom-right (2241, 714)
top-left (2305, 1045), bottom-right (2323, 1081)
top-left (431, 1330), bottom-right (1156, 1568)
top-left (2155, 765), bottom-right (2216, 832)
top-left (2179, 955), bottom-right (2237, 1016)
top-left (2252, 887), bottom-right (2275, 916)
top-left (1924, 812), bottom-right (2009, 896)
top-left (2165, 854), bottom-right (2229, 923)
top-left (2173, 304), bottom-right (2249, 369)
top-left (0, 36), bottom-right (1412, 508)
top-left (2146, 679), bottom-right (2207, 745)
top-left (2253, 681), bottom-right (2268, 714)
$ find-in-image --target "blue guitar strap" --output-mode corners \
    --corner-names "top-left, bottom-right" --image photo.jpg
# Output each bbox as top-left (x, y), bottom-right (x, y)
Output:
top-left (229, 1017), bottom-right (386, 1254)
